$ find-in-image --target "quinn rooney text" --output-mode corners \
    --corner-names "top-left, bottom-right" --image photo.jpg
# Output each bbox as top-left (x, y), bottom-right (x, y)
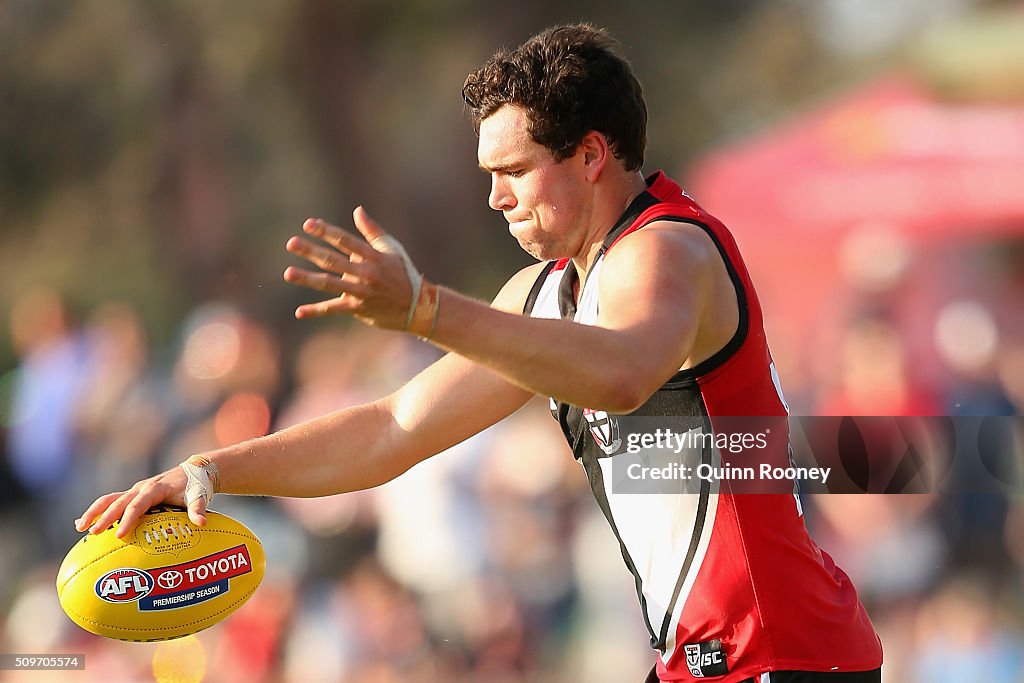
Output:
top-left (626, 463), bottom-right (833, 484)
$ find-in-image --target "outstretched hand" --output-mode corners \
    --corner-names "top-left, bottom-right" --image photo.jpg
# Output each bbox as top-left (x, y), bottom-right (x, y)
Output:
top-left (284, 207), bottom-right (420, 330)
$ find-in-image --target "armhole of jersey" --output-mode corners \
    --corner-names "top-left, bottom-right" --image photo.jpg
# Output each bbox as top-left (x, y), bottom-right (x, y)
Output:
top-left (522, 261), bottom-right (557, 316)
top-left (651, 217), bottom-right (750, 387)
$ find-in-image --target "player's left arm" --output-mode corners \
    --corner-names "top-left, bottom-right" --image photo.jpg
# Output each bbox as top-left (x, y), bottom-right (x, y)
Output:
top-left (286, 212), bottom-right (715, 413)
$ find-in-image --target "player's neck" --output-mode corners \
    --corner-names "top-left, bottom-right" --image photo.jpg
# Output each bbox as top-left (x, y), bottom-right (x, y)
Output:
top-left (571, 170), bottom-right (648, 279)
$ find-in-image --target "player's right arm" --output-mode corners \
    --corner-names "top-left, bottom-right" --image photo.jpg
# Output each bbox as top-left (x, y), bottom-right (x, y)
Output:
top-left (76, 263), bottom-right (546, 538)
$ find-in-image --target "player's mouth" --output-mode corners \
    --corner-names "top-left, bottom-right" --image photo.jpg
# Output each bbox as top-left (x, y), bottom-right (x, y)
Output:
top-left (505, 216), bottom-right (531, 231)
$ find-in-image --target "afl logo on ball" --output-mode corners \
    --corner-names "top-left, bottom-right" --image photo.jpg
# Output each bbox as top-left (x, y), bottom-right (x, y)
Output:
top-left (95, 568), bottom-right (155, 603)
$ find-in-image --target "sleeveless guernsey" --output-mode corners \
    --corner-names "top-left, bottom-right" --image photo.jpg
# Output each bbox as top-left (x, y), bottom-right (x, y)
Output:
top-left (523, 172), bottom-right (882, 681)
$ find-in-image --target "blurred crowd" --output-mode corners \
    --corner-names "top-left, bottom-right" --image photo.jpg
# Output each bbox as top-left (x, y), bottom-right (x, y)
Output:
top-left (0, 284), bottom-right (1022, 683)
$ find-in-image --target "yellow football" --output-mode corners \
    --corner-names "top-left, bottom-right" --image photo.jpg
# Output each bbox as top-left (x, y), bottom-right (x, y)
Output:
top-left (56, 505), bottom-right (266, 642)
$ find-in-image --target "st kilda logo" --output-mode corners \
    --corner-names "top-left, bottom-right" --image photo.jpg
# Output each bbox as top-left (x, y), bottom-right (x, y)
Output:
top-left (95, 568), bottom-right (154, 603)
top-left (684, 643), bottom-right (702, 677)
top-left (583, 408), bottom-right (621, 455)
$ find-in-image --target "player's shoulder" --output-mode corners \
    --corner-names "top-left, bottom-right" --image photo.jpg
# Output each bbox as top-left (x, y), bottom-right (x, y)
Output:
top-left (603, 218), bottom-right (721, 274)
top-left (490, 261), bottom-right (551, 313)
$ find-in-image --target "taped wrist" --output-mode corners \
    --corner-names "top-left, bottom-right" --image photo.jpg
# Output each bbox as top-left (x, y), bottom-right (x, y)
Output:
top-left (369, 233), bottom-right (439, 338)
top-left (180, 455), bottom-right (220, 507)
top-left (408, 282), bottom-right (440, 339)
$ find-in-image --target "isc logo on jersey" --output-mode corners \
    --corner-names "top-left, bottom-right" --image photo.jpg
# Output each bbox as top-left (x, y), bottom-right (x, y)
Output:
top-left (683, 642), bottom-right (727, 678)
top-left (95, 568), bottom-right (155, 603)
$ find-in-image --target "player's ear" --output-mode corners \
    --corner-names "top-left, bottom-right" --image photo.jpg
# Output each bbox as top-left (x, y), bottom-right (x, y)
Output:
top-left (579, 131), bottom-right (610, 183)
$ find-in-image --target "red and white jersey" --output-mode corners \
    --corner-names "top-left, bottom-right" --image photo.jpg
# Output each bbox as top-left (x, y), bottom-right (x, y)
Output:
top-left (524, 172), bottom-right (882, 681)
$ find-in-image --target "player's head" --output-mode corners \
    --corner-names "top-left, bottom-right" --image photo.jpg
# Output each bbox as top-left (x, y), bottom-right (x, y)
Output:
top-left (462, 24), bottom-right (647, 172)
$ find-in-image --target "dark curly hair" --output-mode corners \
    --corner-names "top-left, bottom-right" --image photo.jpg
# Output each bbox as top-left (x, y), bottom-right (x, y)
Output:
top-left (462, 24), bottom-right (647, 171)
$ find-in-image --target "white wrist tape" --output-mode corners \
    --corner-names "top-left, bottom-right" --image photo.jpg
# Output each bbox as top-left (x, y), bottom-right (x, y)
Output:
top-left (370, 234), bottom-right (422, 330)
top-left (180, 456), bottom-right (219, 508)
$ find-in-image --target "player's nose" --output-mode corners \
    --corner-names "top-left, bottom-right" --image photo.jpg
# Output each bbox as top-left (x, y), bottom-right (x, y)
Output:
top-left (488, 174), bottom-right (515, 212)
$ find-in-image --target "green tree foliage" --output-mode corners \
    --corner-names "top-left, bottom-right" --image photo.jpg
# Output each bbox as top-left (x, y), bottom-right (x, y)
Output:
top-left (0, 0), bottom-right (856, 364)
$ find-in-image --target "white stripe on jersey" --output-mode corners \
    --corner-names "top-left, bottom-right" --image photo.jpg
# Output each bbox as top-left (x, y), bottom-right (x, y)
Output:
top-left (575, 258), bottom-right (603, 322)
top-left (530, 269), bottom-right (564, 320)
top-left (769, 362), bottom-right (789, 414)
top-left (659, 471), bottom-right (719, 663)
top-left (594, 446), bottom-right (721, 663)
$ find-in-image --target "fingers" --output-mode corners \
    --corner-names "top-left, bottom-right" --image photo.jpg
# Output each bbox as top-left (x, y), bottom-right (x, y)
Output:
top-left (116, 493), bottom-right (157, 539)
top-left (75, 470), bottom-right (188, 539)
top-left (83, 489), bottom-right (136, 537)
top-left (283, 265), bottom-right (370, 297)
top-left (352, 206), bottom-right (388, 245)
top-left (294, 296), bottom-right (363, 320)
top-left (285, 236), bottom-right (373, 279)
top-left (286, 210), bottom-right (415, 329)
top-left (75, 491), bottom-right (125, 532)
top-left (302, 218), bottom-right (374, 259)
top-left (187, 493), bottom-right (209, 527)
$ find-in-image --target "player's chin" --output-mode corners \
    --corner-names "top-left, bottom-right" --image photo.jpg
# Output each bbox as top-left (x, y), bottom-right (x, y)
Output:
top-left (511, 231), bottom-right (553, 261)
top-left (516, 239), bottom-right (551, 262)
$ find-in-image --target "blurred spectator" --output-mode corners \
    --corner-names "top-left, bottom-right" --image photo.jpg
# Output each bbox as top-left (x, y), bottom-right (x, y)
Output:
top-left (7, 289), bottom-right (88, 493)
top-left (807, 495), bottom-right (945, 603)
top-left (74, 302), bottom-right (168, 501)
top-left (816, 312), bottom-right (942, 416)
top-left (913, 575), bottom-right (1024, 683)
top-left (934, 298), bottom-right (1017, 415)
top-left (6, 288), bottom-right (93, 557)
top-left (996, 339), bottom-right (1024, 414)
top-left (159, 303), bottom-right (283, 472)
